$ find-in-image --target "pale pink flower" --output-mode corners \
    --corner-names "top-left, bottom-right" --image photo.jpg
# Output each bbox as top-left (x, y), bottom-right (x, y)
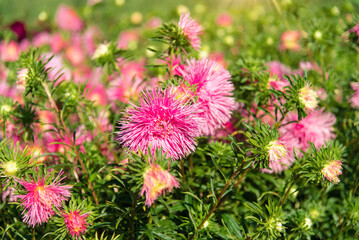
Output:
top-left (350, 82), bottom-right (359, 108)
top-left (178, 12), bottom-right (204, 50)
top-left (280, 109), bottom-right (336, 152)
top-left (280, 30), bottom-right (301, 51)
top-left (16, 170), bottom-right (72, 227)
top-left (32, 32), bottom-right (51, 47)
top-left (65, 46), bottom-right (85, 66)
top-left (56, 5), bottom-right (84, 31)
top-left (145, 17), bottom-right (162, 29)
top-left (118, 88), bottom-right (203, 160)
top-left (322, 160), bottom-right (343, 184)
top-left (141, 164), bottom-right (180, 206)
top-left (86, 83), bottom-right (108, 106)
top-left (178, 58), bottom-right (235, 135)
top-left (43, 53), bottom-right (71, 84)
top-left (64, 210), bottom-right (90, 238)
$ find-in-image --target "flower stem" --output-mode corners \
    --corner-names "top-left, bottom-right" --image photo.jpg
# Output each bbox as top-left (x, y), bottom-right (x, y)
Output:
top-left (42, 82), bottom-right (99, 205)
top-left (280, 175), bottom-right (300, 206)
top-left (189, 162), bottom-right (246, 240)
top-left (130, 191), bottom-right (139, 240)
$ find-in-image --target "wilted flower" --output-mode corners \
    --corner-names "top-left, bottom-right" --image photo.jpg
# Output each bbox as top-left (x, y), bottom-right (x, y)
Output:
top-left (266, 140), bottom-right (287, 163)
top-left (64, 210), bottom-right (90, 238)
top-left (118, 88), bottom-right (203, 160)
top-left (16, 170), bottom-right (72, 227)
top-left (178, 12), bottom-right (204, 50)
top-left (141, 164), bottom-right (180, 206)
top-left (178, 58), bottom-right (235, 135)
top-left (321, 160), bottom-right (343, 184)
top-left (299, 85), bottom-right (318, 112)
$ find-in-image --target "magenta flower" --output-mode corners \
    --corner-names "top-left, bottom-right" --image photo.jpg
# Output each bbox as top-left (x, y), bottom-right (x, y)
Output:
top-left (178, 12), bottom-right (204, 50)
top-left (16, 170), bottom-right (72, 227)
top-left (141, 164), bottom-right (180, 206)
top-left (64, 210), bottom-right (90, 238)
top-left (118, 88), bottom-right (203, 160)
top-left (348, 23), bottom-right (359, 42)
top-left (178, 58), bottom-right (235, 136)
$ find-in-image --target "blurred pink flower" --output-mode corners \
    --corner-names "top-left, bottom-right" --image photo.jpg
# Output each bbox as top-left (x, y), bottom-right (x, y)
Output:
top-left (50, 33), bottom-right (67, 53)
top-left (267, 61), bottom-right (291, 81)
top-left (65, 46), bottom-right (85, 66)
top-left (32, 32), bottom-right (51, 47)
top-left (0, 41), bottom-right (20, 62)
top-left (64, 210), bottom-right (90, 238)
top-left (16, 170), bottom-right (72, 227)
top-left (280, 30), bottom-right (301, 51)
top-left (117, 30), bottom-right (140, 49)
top-left (179, 58), bottom-right (235, 135)
top-left (86, 83), bottom-right (108, 106)
top-left (216, 13), bottom-right (232, 27)
top-left (56, 5), bottom-right (84, 32)
top-left (350, 82), bottom-right (359, 108)
top-left (43, 53), bottom-right (71, 84)
top-left (178, 12), bottom-right (204, 50)
top-left (141, 164), bottom-right (180, 206)
top-left (118, 88), bottom-right (203, 160)
top-left (145, 17), bottom-right (162, 29)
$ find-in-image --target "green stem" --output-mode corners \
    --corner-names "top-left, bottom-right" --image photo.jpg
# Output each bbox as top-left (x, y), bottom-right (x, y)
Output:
top-left (130, 192), bottom-right (139, 240)
top-left (189, 162), bottom-right (246, 240)
top-left (280, 175), bottom-right (300, 206)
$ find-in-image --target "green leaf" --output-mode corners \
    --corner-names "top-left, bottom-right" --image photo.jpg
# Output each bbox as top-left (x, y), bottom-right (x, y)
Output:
top-left (222, 214), bottom-right (243, 239)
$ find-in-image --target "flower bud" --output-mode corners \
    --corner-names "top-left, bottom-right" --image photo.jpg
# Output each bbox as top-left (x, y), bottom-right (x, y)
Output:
top-left (2, 161), bottom-right (18, 176)
top-left (17, 68), bottom-right (29, 90)
top-left (92, 43), bottom-right (110, 60)
top-left (299, 85), bottom-right (318, 112)
top-left (266, 140), bottom-right (287, 163)
top-left (321, 160), bottom-right (343, 184)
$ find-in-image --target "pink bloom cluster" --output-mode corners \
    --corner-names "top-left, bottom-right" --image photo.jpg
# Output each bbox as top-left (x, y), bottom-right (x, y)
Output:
top-left (16, 170), bottom-right (72, 227)
top-left (265, 109), bottom-right (336, 173)
top-left (322, 160), bottom-right (343, 184)
top-left (141, 164), bottom-right (180, 206)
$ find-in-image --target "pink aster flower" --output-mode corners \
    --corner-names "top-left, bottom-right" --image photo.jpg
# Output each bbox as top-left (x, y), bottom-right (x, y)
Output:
top-left (141, 164), bottom-right (180, 206)
top-left (178, 58), bottom-right (235, 136)
top-left (118, 88), bottom-right (203, 160)
top-left (322, 160), bottom-right (343, 184)
top-left (280, 109), bottom-right (336, 151)
top-left (16, 170), bottom-right (72, 227)
top-left (178, 12), bottom-right (204, 50)
top-left (0, 40), bottom-right (20, 62)
top-left (64, 210), bottom-right (90, 238)
top-left (56, 5), bottom-right (84, 32)
top-left (216, 13), bottom-right (232, 27)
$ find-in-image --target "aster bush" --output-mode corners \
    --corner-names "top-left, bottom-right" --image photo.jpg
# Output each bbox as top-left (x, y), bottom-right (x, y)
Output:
top-left (0, 0), bottom-right (359, 239)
